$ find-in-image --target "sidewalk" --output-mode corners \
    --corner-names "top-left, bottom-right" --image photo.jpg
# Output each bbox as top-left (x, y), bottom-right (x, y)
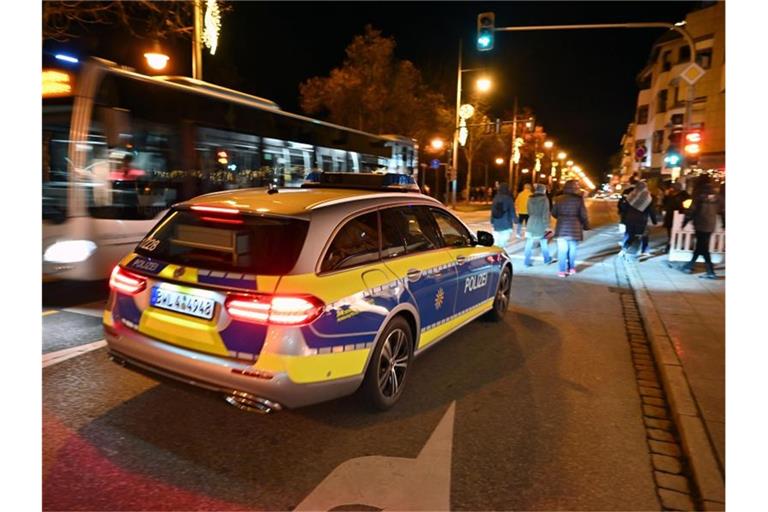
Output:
top-left (623, 228), bottom-right (725, 508)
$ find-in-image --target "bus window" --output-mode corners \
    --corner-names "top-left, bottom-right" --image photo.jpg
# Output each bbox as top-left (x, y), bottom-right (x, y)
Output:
top-left (42, 102), bottom-right (72, 222)
top-left (196, 127), bottom-right (261, 191)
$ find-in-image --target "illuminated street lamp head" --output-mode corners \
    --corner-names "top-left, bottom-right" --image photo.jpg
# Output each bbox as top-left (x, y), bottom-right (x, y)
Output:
top-left (476, 77), bottom-right (492, 93)
top-left (430, 138), bottom-right (445, 151)
top-left (495, 157), bottom-right (504, 165)
top-left (557, 151), bottom-right (567, 160)
top-left (566, 160), bottom-right (574, 166)
top-left (543, 140), bottom-right (554, 150)
top-left (521, 168), bottom-right (530, 174)
top-left (144, 52), bottom-right (169, 70)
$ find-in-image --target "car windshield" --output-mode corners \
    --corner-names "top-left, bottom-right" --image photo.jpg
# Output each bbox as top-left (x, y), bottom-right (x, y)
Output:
top-left (135, 209), bottom-right (309, 275)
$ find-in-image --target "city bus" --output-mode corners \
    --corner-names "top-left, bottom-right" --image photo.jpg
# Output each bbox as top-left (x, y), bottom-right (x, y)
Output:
top-left (43, 56), bottom-right (418, 281)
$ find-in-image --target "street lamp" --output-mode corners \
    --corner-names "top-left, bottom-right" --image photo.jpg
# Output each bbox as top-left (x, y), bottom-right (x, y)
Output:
top-left (543, 140), bottom-right (554, 150)
top-left (557, 151), bottom-right (567, 160)
top-left (144, 51), bottom-right (169, 71)
top-left (451, 39), bottom-right (491, 208)
top-left (476, 77), bottom-right (492, 93)
top-left (430, 138), bottom-right (445, 151)
top-left (495, 157), bottom-right (504, 165)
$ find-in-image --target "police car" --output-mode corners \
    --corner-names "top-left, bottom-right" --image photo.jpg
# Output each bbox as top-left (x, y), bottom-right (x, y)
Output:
top-left (104, 173), bottom-right (513, 412)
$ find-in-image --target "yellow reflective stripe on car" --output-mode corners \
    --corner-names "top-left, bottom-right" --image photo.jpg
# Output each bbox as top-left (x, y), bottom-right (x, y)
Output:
top-left (255, 349), bottom-right (371, 384)
top-left (138, 308), bottom-right (230, 357)
top-left (418, 297), bottom-right (494, 349)
top-left (102, 310), bottom-right (114, 328)
top-left (158, 264), bottom-right (199, 284)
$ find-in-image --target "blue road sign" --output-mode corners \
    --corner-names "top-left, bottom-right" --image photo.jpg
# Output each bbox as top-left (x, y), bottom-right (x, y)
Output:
top-left (430, 159), bottom-right (440, 169)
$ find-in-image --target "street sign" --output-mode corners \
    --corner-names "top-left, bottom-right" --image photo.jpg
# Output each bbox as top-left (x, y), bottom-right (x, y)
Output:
top-left (430, 159), bottom-right (440, 170)
top-left (680, 63), bottom-right (705, 85)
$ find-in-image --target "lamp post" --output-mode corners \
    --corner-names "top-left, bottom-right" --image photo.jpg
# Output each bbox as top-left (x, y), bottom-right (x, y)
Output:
top-left (451, 39), bottom-right (493, 208)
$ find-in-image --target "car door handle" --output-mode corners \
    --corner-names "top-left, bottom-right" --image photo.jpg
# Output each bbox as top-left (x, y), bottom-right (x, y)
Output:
top-left (456, 256), bottom-right (466, 265)
top-left (406, 268), bottom-right (422, 282)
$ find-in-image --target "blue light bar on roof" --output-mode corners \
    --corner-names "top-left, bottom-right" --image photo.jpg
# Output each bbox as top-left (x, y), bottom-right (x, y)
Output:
top-left (55, 54), bottom-right (79, 64)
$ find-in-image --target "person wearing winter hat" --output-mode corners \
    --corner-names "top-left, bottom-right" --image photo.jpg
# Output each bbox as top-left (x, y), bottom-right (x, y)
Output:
top-left (551, 180), bottom-right (589, 277)
top-left (523, 183), bottom-right (553, 266)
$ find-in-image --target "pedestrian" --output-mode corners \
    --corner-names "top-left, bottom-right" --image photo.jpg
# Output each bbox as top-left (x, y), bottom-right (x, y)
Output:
top-left (551, 179), bottom-right (589, 277)
top-left (617, 174), bottom-right (639, 247)
top-left (661, 182), bottom-right (690, 252)
top-left (490, 183), bottom-right (516, 248)
top-left (618, 181), bottom-right (658, 258)
top-left (515, 183), bottom-right (533, 238)
top-left (523, 183), bottom-right (553, 267)
top-left (680, 177), bottom-right (725, 279)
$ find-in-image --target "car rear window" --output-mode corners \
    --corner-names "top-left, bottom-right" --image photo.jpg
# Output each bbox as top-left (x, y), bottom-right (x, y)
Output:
top-left (135, 209), bottom-right (309, 275)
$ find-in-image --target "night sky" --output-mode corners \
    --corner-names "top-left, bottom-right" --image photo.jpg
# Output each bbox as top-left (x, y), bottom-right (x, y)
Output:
top-left (45, 1), bottom-right (703, 181)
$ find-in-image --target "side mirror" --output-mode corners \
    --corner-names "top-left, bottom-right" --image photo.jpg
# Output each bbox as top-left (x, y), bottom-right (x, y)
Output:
top-left (477, 230), bottom-right (495, 247)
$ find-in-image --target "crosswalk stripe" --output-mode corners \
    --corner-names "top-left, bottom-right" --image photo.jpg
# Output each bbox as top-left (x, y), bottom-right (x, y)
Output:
top-left (42, 340), bottom-right (107, 369)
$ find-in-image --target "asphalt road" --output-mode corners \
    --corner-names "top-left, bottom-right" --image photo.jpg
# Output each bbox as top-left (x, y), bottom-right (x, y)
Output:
top-left (43, 199), bottom-right (662, 511)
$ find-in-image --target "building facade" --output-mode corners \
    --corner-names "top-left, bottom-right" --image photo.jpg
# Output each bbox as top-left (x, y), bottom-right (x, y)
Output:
top-left (626, 2), bottom-right (725, 183)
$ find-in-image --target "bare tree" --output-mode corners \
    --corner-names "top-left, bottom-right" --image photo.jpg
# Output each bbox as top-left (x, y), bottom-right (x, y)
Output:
top-left (43, 1), bottom-right (229, 42)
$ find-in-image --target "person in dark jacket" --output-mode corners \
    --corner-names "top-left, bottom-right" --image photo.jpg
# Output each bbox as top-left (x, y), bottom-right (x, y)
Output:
top-left (619, 181), bottom-right (658, 257)
top-left (490, 183), bottom-right (516, 248)
top-left (617, 174), bottom-right (639, 247)
top-left (523, 183), bottom-right (553, 266)
top-left (680, 178), bottom-right (725, 279)
top-left (551, 179), bottom-right (589, 277)
top-left (662, 182), bottom-right (690, 253)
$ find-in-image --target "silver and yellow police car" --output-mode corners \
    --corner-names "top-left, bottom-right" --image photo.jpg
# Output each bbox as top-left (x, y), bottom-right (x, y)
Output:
top-left (103, 173), bottom-right (513, 412)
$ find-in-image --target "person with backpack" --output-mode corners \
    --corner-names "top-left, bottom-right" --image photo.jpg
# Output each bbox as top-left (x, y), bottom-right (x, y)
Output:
top-left (551, 179), bottom-right (590, 277)
top-left (490, 183), bottom-right (516, 248)
top-left (680, 177), bottom-right (725, 279)
top-left (661, 182), bottom-right (690, 253)
top-left (523, 183), bottom-right (553, 266)
top-left (618, 181), bottom-right (658, 258)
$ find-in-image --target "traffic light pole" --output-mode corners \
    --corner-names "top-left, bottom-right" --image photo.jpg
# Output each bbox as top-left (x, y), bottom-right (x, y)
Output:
top-left (492, 20), bottom-right (699, 176)
top-left (450, 39), bottom-right (462, 210)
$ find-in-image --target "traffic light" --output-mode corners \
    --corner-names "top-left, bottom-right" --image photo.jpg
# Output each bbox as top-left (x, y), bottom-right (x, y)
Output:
top-left (664, 150), bottom-right (682, 167)
top-left (684, 129), bottom-right (702, 162)
top-left (477, 12), bottom-right (495, 51)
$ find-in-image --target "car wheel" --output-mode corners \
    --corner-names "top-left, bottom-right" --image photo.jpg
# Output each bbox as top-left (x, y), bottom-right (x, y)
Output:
top-left (488, 265), bottom-right (512, 322)
top-left (362, 316), bottom-right (413, 411)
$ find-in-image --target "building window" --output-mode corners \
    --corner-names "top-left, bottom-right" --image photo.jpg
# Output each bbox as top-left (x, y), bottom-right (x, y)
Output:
top-left (678, 46), bottom-right (691, 63)
top-left (662, 50), bottom-right (672, 71)
top-left (652, 130), bottom-right (664, 154)
top-left (636, 105), bottom-right (649, 125)
top-left (656, 89), bottom-right (668, 114)
top-left (670, 113), bottom-right (684, 126)
top-left (696, 49), bottom-right (713, 69)
top-left (638, 73), bottom-right (652, 90)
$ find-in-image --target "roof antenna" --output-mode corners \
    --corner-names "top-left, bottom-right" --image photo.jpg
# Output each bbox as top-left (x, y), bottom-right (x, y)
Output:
top-left (267, 178), bottom-right (279, 195)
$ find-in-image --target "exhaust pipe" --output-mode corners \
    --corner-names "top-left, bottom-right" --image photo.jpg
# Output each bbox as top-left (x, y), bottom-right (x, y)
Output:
top-left (224, 391), bottom-right (282, 414)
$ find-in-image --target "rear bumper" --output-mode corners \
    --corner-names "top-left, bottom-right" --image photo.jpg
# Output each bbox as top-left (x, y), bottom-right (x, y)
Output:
top-left (105, 324), bottom-right (364, 409)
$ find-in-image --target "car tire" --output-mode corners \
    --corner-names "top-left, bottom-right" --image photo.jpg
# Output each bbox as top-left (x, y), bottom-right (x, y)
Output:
top-left (487, 265), bottom-right (512, 322)
top-left (361, 316), bottom-right (414, 411)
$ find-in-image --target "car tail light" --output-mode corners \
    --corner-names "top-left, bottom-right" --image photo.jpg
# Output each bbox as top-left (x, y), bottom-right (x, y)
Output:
top-left (109, 266), bottom-right (147, 295)
top-left (225, 294), bottom-right (324, 326)
top-left (190, 205), bottom-right (240, 215)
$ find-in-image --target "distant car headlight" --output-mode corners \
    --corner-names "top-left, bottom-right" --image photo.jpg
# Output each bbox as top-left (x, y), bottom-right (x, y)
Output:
top-left (44, 240), bottom-right (98, 263)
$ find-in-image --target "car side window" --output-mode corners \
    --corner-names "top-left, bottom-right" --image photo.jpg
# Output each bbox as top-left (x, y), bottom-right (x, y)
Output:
top-left (380, 208), bottom-right (407, 260)
top-left (321, 211), bottom-right (380, 272)
top-left (430, 208), bottom-right (472, 247)
top-left (381, 206), bottom-right (439, 255)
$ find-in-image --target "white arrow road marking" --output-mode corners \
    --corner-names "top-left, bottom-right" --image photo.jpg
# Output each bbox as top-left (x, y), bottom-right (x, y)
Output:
top-left (43, 340), bottom-right (107, 368)
top-left (295, 401), bottom-right (456, 511)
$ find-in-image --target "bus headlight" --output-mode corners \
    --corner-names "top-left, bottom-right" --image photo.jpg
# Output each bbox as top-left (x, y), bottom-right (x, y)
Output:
top-left (44, 240), bottom-right (97, 263)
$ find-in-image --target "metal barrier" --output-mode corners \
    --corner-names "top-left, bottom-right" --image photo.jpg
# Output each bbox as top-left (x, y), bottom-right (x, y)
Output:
top-left (668, 211), bottom-right (725, 263)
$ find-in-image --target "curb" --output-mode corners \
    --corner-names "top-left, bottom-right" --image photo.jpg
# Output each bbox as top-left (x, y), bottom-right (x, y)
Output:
top-left (622, 258), bottom-right (725, 509)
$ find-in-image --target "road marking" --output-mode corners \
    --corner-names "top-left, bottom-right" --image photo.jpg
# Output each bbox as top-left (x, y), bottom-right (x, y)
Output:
top-left (295, 401), bottom-right (456, 511)
top-left (42, 310), bottom-right (59, 317)
top-left (63, 300), bottom-right (107, 318)
top-left (43, 340), bottom-right (107, 368)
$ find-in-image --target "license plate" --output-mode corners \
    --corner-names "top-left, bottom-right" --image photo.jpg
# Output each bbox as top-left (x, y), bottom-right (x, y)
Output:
top-left (150, 287), bottom-right (216, 320)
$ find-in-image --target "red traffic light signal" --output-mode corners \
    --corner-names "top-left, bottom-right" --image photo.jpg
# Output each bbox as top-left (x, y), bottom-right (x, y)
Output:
top-left (684, 130), bottom-right (702, 155)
